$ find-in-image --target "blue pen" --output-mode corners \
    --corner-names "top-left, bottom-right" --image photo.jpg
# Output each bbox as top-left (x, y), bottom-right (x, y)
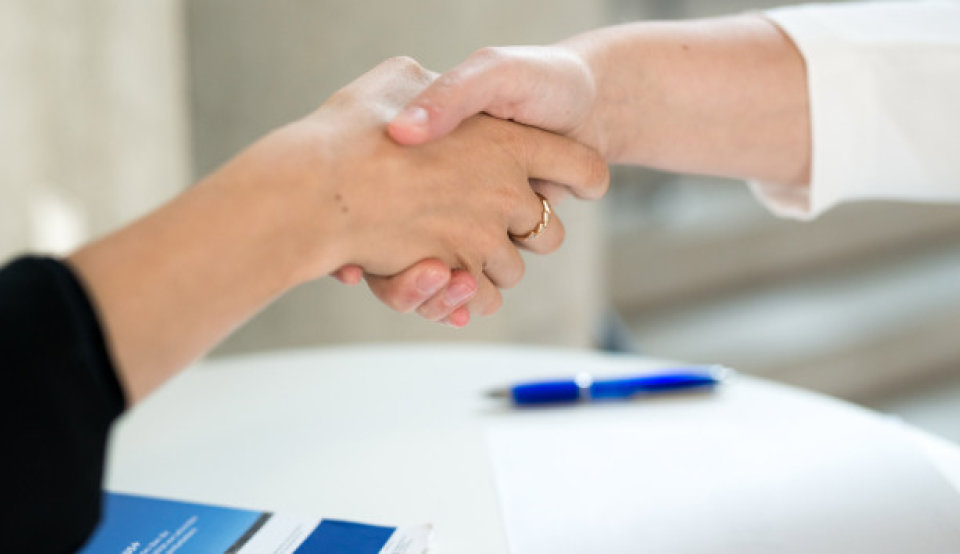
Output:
top-left (487, 365), bottom-right (733, 405)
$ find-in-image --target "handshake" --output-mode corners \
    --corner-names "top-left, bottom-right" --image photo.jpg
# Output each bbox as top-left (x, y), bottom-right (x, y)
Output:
top-left (251, 14), bottom-right (809, 327)
top-left (311, 50), bottom-right (613, 328)
top-left (15, 11), bottom-right (945, 547)
top-left (70, 15), bottom-right (809, 401)
top-left (225, 16), bottom-right (811, 329)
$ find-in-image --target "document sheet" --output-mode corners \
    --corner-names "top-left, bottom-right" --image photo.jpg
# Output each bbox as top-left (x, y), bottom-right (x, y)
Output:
top-left (487, 380), bottom-right (960, 553)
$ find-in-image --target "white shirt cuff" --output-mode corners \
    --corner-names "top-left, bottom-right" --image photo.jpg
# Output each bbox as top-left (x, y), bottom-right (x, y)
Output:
top-left (754, 1), bottom-right (960, 219)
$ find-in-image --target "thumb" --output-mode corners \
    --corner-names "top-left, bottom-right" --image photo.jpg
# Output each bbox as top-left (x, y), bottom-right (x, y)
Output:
top-left (388, 47), bottom-right (532, 145)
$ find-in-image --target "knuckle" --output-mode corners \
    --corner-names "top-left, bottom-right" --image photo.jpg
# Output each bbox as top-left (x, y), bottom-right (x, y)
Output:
top-left (503, 257), bottom-right (526, 289)
top-left (384, 55), bottom-right (430, 79)
top-left (467, 46), bottom-right (519, 81)
top-left (415, 301), bottom-right (444, 322)
top-left (486, 127), bottom-right (528, 169)
top-left (595, 161), bottom-right (612, 193)
top-left (372, 280), bottom-right (419, 314)
top-left (390, 292), bottom-right (419, 314)
top-left (546, 221), bottom-right (566, 253)
top-left (455, 251), bottom-right (482, 278)
top-left (428, 69), bottom-right (466, 101)
top-left (582, 150), bottom-right (610, 195)
top-left (471, 46), bottom-right (507, 65)
top-left (476, 230), bottom-right (503, 259)
top-left (385, 55), bottom-right (419, 70)
top-left (514, 256), bottom-right (527, 284)
top-left (379, 292), bottom-right (409, 313)
top-left (482, 290), bottom-right (504, 316)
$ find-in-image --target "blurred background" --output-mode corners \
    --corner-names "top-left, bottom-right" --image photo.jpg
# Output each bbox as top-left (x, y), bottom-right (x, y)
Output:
top-left (3, 0), bottom-right (960, 438)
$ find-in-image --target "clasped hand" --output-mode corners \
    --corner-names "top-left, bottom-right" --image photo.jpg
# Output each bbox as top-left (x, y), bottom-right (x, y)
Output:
top-left (291, 56), bottom-right (609, 323)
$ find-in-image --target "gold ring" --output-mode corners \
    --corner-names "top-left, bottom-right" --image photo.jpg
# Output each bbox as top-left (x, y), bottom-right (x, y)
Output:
top-left (510, 193), bottom-right (552, 242)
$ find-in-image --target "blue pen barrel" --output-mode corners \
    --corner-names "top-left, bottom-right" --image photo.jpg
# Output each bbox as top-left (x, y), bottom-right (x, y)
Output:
top-left (512, 380), bottom-right (582, 404)
top-left (505, 368), bottom-right (727, 405)
top-left (589, 372), bottom-right (718, 400)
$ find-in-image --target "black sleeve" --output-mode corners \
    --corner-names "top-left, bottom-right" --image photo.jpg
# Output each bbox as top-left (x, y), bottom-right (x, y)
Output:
top-left (0, 256), bottom-right (126, 552)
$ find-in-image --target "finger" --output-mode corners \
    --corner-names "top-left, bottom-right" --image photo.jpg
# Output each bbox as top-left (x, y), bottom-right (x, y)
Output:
top-left (517, 127), bottom-right (610, 200)
top-left (443, 306), bottom-right (471, 328)
top-left (365, 259), bottom-right (451, 313)
top-left (482, 241), bottom-right (526, 289)
top-left (387, 51), bottom-right (508, 145)
top-left (466, 274), bottom-right (504, 317)
top-left (415, 269), bottom-right (478, 321)
top-left (388, 46), bottom-right (552, 145)
top-left (332, 265), bottom-right (364, 285)
top-left (388, 46), bottom-right (593, 146)
top-left (510, 204), bottom-right (566, 255)
top-left (529, 179), bottom-right (572, 207)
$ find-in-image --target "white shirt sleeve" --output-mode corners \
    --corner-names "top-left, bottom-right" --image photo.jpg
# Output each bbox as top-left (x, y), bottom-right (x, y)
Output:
top-left (750, 0), bottom-right (960, 219)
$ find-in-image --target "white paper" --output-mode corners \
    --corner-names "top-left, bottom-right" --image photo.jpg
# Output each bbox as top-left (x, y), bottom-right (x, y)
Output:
top-left (487, 380), bottom-right (960, 553)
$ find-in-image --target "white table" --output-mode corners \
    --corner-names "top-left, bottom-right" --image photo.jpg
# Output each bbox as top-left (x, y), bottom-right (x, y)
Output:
top-left (105, 344), bottom-right (960, 553)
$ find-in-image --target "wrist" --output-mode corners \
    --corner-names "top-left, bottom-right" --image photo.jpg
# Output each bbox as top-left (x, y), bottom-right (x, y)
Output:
top-left (564, 16), bottom-right (810, 184)
top-left (559, 28), bottom-right (638, 163)
top-left (203, 122), bottom-right (351, 287)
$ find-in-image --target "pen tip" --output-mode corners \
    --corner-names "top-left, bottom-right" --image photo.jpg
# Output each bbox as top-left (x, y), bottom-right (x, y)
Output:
top-left (486, 388), bottom-right (510, 399)
top-left (710, 365), bottom-right (736, 382)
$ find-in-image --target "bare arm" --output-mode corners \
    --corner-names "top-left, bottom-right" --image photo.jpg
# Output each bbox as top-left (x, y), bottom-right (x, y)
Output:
top-left (562, 16), bottom-right (810, 185)
top-left (68, 57), bottom-right (607, 404)
top-left (68, 139), bottom-right (342, 403)
top-left (372, 14), bottom-right (810, 324)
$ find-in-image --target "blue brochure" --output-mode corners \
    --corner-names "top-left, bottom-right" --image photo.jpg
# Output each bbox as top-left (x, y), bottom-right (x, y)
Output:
top-left (79, 492), bottom-right (431, 554)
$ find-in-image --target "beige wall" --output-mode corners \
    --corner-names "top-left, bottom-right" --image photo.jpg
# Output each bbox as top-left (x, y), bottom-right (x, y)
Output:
top-left (0, 1), bottom-right (608, 354)
top-left (185, 0), bottom-right (608, 353)
top-left (0, 1), bottom-right (189, 258)
top-left (5, 0), bottom-right (959, 409)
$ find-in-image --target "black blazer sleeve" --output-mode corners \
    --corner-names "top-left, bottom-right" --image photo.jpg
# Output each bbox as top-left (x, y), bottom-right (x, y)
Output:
top-left (0, 256), bottom-right (126, 552)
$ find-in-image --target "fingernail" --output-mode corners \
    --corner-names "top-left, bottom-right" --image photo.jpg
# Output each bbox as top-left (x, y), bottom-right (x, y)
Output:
top-left (394, 106), bottom-right (429, 129)
top-left (444, 310), bottom-right (470, 328)
top-left (445, 282), bottom-right (475, 306)
top-left (416, 268), bottom-right (446, 295)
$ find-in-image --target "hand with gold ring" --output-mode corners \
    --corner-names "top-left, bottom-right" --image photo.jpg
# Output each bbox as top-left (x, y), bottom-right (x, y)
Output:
top-left (326, 51), bottom-right (609, 326)
top-left (333, 177), bottom-right (601, 327)
top-left (509, 193), bottom-right (552, 243)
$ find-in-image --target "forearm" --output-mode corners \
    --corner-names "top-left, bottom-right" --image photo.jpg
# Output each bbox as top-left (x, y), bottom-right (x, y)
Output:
top-left (64, 55), bottom-right (601, 402)
top-left (565, 14), bottom-right (811, 186)
top-left (69, 129), bottom-right (345, 404)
